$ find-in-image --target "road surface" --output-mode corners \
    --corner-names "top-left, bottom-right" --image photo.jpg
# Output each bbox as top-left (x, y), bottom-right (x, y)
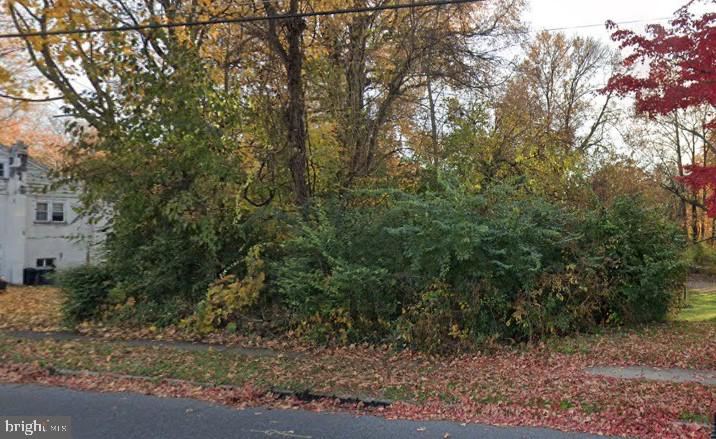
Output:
top-left (0, 383), bottom-right (612, 438)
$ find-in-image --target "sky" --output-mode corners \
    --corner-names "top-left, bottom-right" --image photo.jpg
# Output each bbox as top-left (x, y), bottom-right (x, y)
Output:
top-left (523, 1), bottom-right (697, 157)
top-left (527, 0), bottom-right (691, 43)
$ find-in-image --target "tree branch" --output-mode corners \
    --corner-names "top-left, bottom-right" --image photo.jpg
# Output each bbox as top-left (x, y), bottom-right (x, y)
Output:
top-left (0, 92), bottom-right (63, 102)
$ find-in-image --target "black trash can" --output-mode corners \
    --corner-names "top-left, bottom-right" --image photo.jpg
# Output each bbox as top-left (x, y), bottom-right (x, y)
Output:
top-left (23, 268), bottom-right (53, 285)
top-left (23, 268), bottom-right (39, 285)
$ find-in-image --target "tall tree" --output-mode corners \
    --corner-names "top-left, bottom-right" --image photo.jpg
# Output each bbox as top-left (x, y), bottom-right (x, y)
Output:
top-left (606, 0), bottom-right (716, 215)
top-left (516, 31), bottom-right (615, 153)
top-left (436, 32), bottom-right (615, 196)
top-left (625, 107), bottom-right (714, 239)
top-left (0, 6), bottom-right (65, 161)
top-left (313, 0), bottom-right (525, 189)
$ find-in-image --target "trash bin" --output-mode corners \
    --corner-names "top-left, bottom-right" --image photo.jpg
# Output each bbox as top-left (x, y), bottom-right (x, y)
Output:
top-left (23, 268), bottom-right (38, 285)
top-left (23, 268), bottom-right (54, 285)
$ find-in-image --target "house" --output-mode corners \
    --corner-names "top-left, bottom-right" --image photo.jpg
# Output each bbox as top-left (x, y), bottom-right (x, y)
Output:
top-left (0, 141), bottom-right (103, 285)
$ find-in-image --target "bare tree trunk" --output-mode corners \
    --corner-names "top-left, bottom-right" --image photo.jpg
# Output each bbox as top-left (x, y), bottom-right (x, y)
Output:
top-left (261, 0), bottom-right (310, 210)
top-left (690, 115), bottom-right (700, 241)
top-left (426, 74), bottom-right (439, 167)
top-left (674, 113), bottom-right (688, 233)
top-left (692, 204), bottom-right (700, 241)
top-left (285, 14), bottom-right (310, 210)
top-left (342, 14), bottom-right (370, 189)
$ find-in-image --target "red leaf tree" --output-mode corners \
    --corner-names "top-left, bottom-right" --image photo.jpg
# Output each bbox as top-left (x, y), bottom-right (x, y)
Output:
top-left (605, 0), bottom-right (716, 215)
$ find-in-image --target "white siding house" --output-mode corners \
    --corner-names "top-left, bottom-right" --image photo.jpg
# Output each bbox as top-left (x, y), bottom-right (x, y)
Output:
top-left (0, 141), bottom-right (102, 285)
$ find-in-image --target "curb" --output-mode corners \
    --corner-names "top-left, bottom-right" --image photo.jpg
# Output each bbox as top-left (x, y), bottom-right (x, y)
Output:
top-left (269, 387), bottom-right (392, 407)
top-left (47, 367), bottom-right (392, 408)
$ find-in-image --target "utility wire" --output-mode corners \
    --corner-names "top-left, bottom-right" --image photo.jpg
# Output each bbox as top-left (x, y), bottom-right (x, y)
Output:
top-left (541, 16), bottom-right (671, 33)
top-left (0, 0), bottom-right (484, 39)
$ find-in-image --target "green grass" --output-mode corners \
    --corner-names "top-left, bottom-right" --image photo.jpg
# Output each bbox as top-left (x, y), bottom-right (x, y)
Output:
top-left (678, 411), bottom-right (711, 425)
top-left (1, 336), bottom-right (280, 388)
top-left (545, 337), bottom-right (593, 355)
top-left (675, 292), bottom-right (716, 322)
top-left (580, 401), bottom-right (602, 414)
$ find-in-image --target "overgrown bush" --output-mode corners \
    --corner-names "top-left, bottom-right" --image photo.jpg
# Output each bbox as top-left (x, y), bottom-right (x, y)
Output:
top-left (184, 245), bottom-right (267, 334)
top-left (275, 187), bottom-right (687, 352)
top-left (57, 265), bottom-right (115, 325)
top-left (105, 296), bottom-right (195, 328)
top-left (104, 224), bottom-right (231, 304)
top-left (578, 196), bottom-right (688, 324)
top-left (71, 50), bottom-right (258, 307)
top-left (68, 182), bottom-right (686, 353)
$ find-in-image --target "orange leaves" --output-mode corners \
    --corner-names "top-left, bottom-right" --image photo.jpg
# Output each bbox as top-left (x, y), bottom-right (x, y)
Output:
top-left (0, 286), bottom-right (63, 331)
top-left (44, 0), bottom-right (72, 20)
top-left (1, 286), bottom-right (715, 438)
top-left (1, 334), bottom-right (714, 438)
top-left (0, 108), bottom-right (68, 165)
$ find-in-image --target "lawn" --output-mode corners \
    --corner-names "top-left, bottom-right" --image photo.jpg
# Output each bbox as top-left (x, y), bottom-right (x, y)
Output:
top-left (676, 291), bottom-right (716, 322)
top-left (1, 329), bottom-right (714, 438)
top-left (0, 285), bottom-right (714, 438)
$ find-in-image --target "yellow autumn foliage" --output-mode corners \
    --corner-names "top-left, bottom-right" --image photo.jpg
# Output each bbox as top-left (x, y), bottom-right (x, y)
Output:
top-left (183, 245), bottom-right (266, 334)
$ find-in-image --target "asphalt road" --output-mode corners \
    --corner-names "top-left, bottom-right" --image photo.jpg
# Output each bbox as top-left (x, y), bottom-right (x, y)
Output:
top-left (0, 384), bottom-right (611, 439)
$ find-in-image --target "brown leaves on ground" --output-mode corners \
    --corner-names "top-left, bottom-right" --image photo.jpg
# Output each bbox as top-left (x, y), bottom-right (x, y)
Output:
top-left (0, 286), bottom-right (62, 331)
top-left (0, 287), bottom-right (714, 438)
top-left (2, 332), bottom-right (715, 439)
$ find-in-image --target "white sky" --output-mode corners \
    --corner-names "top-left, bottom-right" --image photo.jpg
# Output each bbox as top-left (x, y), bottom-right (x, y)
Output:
top-left (524, 1), bottom-right (699, 157)
top-left (527, 0), bottom-right (688, 43)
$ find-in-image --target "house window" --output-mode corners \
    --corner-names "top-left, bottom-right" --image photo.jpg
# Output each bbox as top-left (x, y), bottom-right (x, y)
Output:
top-left (36, 202), bottom-right (66, 223)
top-left (52, 203), bottom-right (65, 222)
top-left (0, 162), bottom-right (4, 178)
top-left (35, 202), bottom-right (48, 222)
top-left (36, 258), bottom-right (56, 268)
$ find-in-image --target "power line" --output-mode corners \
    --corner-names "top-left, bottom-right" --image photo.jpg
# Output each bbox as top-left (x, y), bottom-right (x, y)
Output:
top-left (540, 16), bottom-right (671, 33)
top-left (0, 0), bottom-right (484, 39)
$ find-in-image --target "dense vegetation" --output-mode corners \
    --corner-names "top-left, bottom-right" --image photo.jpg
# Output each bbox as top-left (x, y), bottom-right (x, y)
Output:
top-left (58, 184), bottom-right (687, 352)
top-left (275, 189), bottom-right (686, 351)
top-left (1, 0), bottom-right (697, 351)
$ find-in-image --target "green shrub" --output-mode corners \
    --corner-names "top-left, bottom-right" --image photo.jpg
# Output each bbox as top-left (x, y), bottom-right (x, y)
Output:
top-left (274, 201), bottom-right (399, 342)
top-left (275, 186), bottom-right (687, 351)
top-left (276, 185), bottom-right (577, 347)
top-left (72, 182), bottom-right (684, 352)
top-left (579, 196), bottom-right (688, 324)
top-left (107, 297), bottom-right (194, 328)
top-left (57, 265), bottom-right (115, 326)
top-left (104, 225), bottom-right (228, 304)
